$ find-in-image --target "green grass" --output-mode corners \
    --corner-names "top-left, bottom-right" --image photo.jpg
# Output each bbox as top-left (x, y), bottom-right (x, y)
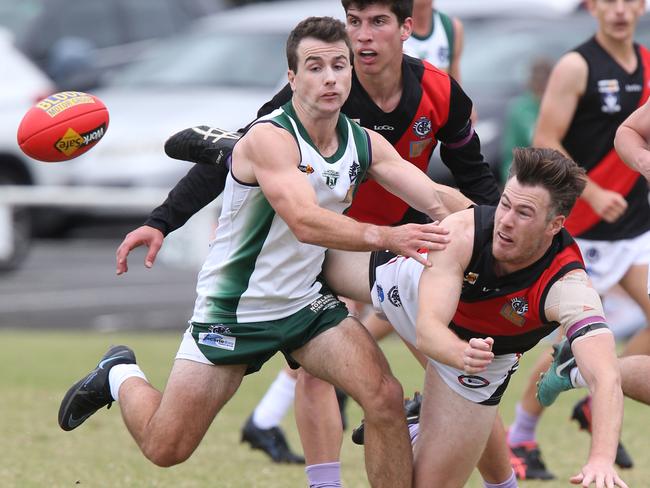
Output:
top-left (0, 329), bottom-right (647, 487)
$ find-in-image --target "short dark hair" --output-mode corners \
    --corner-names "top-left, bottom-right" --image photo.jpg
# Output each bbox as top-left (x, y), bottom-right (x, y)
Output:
top-left (508, 147), bottom-right (587, 218)
top-left (286, 17), bottom-right (352, 73)
top-left (341, 0), bottom-right (413, 25)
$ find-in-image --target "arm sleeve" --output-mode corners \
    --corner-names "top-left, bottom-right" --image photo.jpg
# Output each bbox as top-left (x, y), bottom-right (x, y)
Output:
top-left (543, 271), bottom-right (611, 342)
top-left (436, 79), bottom-right (501, 206)
top-left (144, 84), bottom-right (294, 236)
top-left (143, 162), bottom-right (229, 236)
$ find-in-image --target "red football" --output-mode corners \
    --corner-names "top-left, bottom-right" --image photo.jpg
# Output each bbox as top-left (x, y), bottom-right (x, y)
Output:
top-left (17, 91), bottom-right (109, 162)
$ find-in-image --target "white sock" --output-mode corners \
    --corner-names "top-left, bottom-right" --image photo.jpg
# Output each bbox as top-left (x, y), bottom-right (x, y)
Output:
top-left (252, 370), bottom-right (296, 429)
top-left (570, 366), bottom-right (587, 388)
top-left (108, 363), bottom-right (147, 402)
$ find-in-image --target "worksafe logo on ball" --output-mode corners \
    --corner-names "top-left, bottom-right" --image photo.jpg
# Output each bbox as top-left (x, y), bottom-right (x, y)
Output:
top-left (54, 124), bottom-right (106, 157)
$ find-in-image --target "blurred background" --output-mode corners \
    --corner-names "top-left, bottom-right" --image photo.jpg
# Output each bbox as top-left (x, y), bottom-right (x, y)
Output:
top-left (1, 0), bottom-right (648, 333)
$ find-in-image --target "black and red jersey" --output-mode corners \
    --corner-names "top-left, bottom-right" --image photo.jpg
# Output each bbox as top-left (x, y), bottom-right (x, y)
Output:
top-left (563, 37), bottom-right (650, 240)
top-left (343, 57), bottom-right (453, 224)
top-left (451, 206), bottom-right (585, 355)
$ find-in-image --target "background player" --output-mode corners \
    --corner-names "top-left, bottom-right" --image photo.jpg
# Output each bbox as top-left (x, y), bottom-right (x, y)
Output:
top-left (508, 0), bottom-right (650, 478)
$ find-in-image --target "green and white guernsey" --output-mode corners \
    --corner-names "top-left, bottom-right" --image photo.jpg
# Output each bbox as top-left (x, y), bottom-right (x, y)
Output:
top-left (403, 10), bottom-right (455, 73)
top-left (191, 101), bottom-right (371, 323)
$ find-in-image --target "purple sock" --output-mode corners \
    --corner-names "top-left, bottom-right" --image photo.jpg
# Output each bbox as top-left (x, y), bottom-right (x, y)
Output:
top-left (508, 403), bottom-right (539, 445)
top-left (408, 422), bottom-right (419, 445)
top-left (305, 462), bottom-right (342, 488)
top-left (483, 470), bottom-right (518, 488)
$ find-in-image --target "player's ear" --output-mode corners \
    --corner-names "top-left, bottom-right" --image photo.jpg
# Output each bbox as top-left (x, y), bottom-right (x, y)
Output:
top-left (549, 214), bottom-right (565, 236)
top-left (288, 69), bottom-right (296, 91)
top-left (400, 17), bottom-right (413, 41)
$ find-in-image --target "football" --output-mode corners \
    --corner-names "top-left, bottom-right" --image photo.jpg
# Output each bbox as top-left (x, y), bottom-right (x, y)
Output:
top-left (17, 91), bottom-right (109, 162)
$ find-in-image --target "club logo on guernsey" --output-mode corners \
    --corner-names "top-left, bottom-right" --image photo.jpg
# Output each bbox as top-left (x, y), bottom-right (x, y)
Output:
top-left (412, 116), bottom-right (432, 138)
top-left (323, 169), bottom-right (340, 189)
top-left (598, 79), bottom-right (621, 114)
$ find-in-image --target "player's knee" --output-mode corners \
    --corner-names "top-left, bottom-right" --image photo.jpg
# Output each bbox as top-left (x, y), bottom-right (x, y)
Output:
top-left (142, 438), bottom-right (194, 467)
top-left (360, 373), bottom-right (404, 420)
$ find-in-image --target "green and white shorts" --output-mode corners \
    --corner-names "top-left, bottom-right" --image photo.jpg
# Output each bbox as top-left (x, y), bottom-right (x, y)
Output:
top-left (176, 294), bottom-right (349, 375)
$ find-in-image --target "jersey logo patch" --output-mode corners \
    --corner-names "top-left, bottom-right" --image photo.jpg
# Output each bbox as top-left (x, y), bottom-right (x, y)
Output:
top-left (500, 297), bottom-right (528, 327)
top-left (437, 46), bottom-right (450, 65)
top-left (344, 161), bottom-right (361, 203)
top-left (412, 116), bottom-right (432, 138)
top-left (598, 79), bottom-right (621, 114)
top-left (298, 163), bottom-right (314, 174)
top-left (409, 138), bottom-right (433, 158)
top-left (322, 169), bottom-right (340, 188)
top-left (584, 247), bottom-right (600, 263)
top-left (388, 286), bottom-right (402, 307)
top-left (309, 294), bottom-right (339, 313)
top-left (457, 374), bottom-right (490, 389)
top-left (463, 271), bottom-right (479, 285)
top-left (376, 284), bottom-right (385, 302)
top-left (198, 332), bottom-right (236, 351)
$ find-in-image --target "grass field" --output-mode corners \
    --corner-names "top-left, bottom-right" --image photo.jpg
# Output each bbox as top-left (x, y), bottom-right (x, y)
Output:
top-left (1, 329), bottom-right (647, 488)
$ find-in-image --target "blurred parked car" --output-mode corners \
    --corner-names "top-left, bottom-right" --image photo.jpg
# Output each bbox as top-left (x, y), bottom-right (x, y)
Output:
top-left (0, 27), bottom-right (57, 271)
top-left (0, 0), bottom-right (228, 91)
top-left (428, 10), bottom-right (650, 186)
top-left (68, 0), bottom-right (343, 193)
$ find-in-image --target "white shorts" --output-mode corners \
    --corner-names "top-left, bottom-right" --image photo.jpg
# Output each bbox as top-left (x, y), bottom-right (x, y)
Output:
top-left (429, 353), bottom-right (520, 405)
top-left (576, 230), bottom-right (650, 294)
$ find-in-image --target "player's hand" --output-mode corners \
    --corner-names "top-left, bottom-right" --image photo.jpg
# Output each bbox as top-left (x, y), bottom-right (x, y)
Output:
top-left (462, 337), bottom-right (494, 374)
top-left (116, 225), bottom-right (164, 275)
top-left (570, 458), bottom-right (628, 488)
top-left (386, 221), bottom-right (450, 267)
top-left (586, 187), bottom-right (627, 223)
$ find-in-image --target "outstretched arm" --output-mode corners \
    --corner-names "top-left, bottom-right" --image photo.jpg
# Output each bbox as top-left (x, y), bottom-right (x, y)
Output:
top-left (415, 210), bottom-right (494, 371)
top-left (545, 270), bottom-right (626, 487)
top-left (116, 86), bottom-right (295, 273)
top-left (615, 99), bottom-right (650, 181)
top-left (238, 124), bottom-right (449, 266)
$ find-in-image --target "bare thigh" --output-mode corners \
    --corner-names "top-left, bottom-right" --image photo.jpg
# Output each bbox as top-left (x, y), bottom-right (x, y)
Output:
top-left (289, 316), bottom-right (393, 404)
top-left (414, 362), bottom-right (497, 488)
top-left (323, 250), bottom-right (372, 304)
top-left (620, 263), bottom-right (650, 319)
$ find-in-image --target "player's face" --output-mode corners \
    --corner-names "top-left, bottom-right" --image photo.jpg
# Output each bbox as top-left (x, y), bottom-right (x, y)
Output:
top-left (288, 38), bottom-right (352, 115)
top-left (588, 0), bottom-right (645, 42)
top-left (492, 178), bottom-right (564, 274)
top-left (345, 4), bottom-right (411, 76)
